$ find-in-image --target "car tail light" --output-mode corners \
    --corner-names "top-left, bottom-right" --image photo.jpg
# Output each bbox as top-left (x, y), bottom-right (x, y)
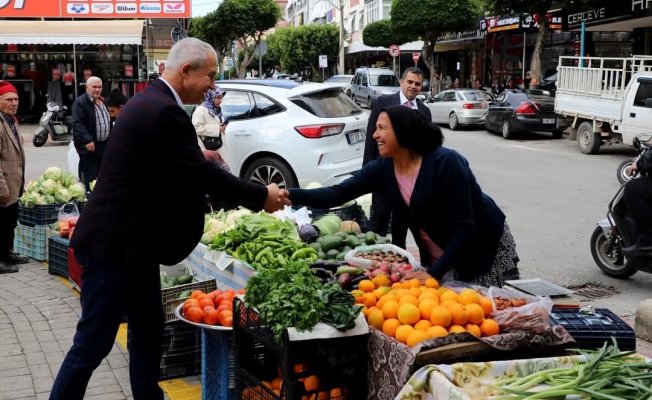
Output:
top-left (462, 103), bottom-right (474, 109)
top-left (294, 124), bottom-right (345, 138)
top-left (516, 102), bottom-right (536, 115)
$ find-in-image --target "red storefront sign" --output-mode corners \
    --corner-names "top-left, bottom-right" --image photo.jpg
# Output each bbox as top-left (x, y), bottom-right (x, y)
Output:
top-left (0, 0), bottom-right (191, 18)
top-left (52, 68), bottom-right (61, 80)
top-left (125, 65), bottom-right (133, 77)
top-left (84, 69), bottom-right (92, 81)
top-left (6, 65), bottom-right (15, 77)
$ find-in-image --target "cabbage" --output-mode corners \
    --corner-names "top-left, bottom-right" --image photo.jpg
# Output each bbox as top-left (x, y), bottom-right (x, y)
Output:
top-left (24, 181), bottom-right (40, 193)
top-left (356, 194), bottom-right (372, 219)
top-left (35, 194), bottom-right (47, 205)
top-left (53, 188), bottom-right (72, 203)
top-left (39, 179), bottom-right (57, 195)
top-left (43, 167), bottom-right (64, 182)
top-left (68, 183), bottom-right (86, 202)
top-left (22, 193), bottom-right (39, 208)
top-left (42, 194), bottom-right (55, 205)
top-left (61, 172), bottom-right (77, 188)
top-left (313, 214), bottom-right (342, 236)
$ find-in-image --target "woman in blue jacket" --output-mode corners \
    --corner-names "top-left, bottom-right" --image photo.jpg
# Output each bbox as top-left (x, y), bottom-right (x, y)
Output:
top-left (289, 105), bottom-right (519, 287)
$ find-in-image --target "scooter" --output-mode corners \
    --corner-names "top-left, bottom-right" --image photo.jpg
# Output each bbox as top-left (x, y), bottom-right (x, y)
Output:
top-left (33, 101), bottom-right (73, 147)
top-left (616, 133), bottom-right (651, 185)
top-left (592, 136), bottom-right (652, 278)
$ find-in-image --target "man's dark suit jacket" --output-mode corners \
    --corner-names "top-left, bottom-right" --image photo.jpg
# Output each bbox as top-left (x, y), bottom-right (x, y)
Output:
top-left (363, 92), bottom-right (432, 166)
top-left (70, 80), bottom-right (268, 266)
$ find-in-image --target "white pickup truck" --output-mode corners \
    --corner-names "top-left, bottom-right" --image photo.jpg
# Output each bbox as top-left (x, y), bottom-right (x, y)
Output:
top-left (554, 55), bottom-right (652, 154)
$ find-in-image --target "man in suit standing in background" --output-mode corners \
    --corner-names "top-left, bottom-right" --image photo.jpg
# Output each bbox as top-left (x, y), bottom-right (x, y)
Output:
top-left (50, 38), bottom-right (291, 400)
top-left (362, 67), bottom-right (432, 249)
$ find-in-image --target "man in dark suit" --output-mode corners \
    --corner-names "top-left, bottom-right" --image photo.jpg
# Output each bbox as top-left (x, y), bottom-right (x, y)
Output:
top-left (50, 38), bottom-right (290, 400)
top-left (362, 67), bottom-right (432, 249)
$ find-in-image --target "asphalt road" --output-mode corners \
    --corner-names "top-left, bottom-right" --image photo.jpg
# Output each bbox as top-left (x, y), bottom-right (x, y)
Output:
top-left (19, 121), bottom-right (650, 317)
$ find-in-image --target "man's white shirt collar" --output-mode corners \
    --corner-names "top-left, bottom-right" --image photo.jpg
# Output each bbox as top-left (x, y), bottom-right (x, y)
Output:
top-left (399, 91), bottom-right (418, 110)
top-left (159, 78), bottom-right (184, 107)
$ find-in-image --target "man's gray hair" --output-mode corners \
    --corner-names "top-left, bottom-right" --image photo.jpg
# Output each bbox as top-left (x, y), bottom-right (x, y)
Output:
top-left (86, 76), bottom-right (102, 86)
top-left (165, 38), bottom-right (216, 71)
top-left (402, 67), bottom-right (424, 80)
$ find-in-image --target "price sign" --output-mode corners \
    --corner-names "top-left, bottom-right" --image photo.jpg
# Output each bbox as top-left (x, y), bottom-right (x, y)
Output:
top-left (51, 68), bottom-right (61, 80)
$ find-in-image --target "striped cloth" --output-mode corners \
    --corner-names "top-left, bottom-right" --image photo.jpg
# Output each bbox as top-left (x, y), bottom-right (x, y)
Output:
top-left (91, 95), bottom-right (111, 142)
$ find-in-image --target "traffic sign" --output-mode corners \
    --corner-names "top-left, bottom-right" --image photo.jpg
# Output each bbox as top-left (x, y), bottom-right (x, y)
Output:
top-left (389, 44), bottom-right (400, 58)
top-left (412, 52), bottom-right (420, 63)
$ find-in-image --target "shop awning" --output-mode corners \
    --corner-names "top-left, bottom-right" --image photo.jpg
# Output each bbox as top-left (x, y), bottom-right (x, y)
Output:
top-left (0, 20), bottom-right (144, 45)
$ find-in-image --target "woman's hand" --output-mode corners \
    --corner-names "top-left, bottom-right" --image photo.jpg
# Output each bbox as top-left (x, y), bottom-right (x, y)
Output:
top-left (401, 270), bottom-right (433, 284)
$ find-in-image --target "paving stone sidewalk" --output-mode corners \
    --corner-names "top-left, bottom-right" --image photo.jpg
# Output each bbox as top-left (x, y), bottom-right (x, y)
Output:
top-left (0, 261), bottom-right (133, 400)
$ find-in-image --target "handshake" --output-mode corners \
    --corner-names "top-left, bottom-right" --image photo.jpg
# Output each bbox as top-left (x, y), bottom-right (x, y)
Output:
top-left (264, 183), bottom-right (292, 213)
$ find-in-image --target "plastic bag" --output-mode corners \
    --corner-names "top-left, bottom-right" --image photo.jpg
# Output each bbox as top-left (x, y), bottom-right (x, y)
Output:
top-left (487, 286), bottom-right (553, 334)
top-left (67, 142), bottom-right (80, 179)
top-left (345, 244), bottom-right (421, 269)
top-left (57, 203), bottom-right (80, 239)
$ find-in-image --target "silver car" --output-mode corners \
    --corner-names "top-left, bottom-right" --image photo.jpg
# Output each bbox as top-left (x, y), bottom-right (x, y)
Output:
top-left (351, 67), bottom-right (400, 109)
top-left (426, 89), bottom-right (489, 130)
top-left (325, 75), bottom-right (355, 97)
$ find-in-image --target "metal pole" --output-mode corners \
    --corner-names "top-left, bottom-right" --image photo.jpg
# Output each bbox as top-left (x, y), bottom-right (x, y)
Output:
top-left (73, 44), bottom-right (78, 96)
top-left (258, 42), bottom-right (263, 78)
top-left (522, 32), bottom-right (526, 80)
top-left (580, 21), bottom-right (586, 68)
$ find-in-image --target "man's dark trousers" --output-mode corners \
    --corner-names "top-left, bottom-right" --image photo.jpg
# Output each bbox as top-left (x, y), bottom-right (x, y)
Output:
top-left (0, 202), bottom-right (18, 258)
top-left (49, 253), bottom-right (165, 400)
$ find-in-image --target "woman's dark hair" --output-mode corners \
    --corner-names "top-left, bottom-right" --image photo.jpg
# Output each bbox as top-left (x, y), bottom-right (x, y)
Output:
top-left (380, 105), bottom-right (444, 154)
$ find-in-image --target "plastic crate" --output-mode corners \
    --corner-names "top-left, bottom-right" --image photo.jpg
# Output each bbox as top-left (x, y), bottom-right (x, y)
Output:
top-left (233, 298), bottom-right (367, 400)
top-left (161, 278), bottom-right (217, 323)
top-left (68, 247), bottom-right (82, 291)
top-left (13, 223), bottom-right (49, 261)
top-left (18, 202), bottom-right (85, 226)
top-left (159, 351), bottom-right (201, 381)
top-left (48, 237), bottom-right (69, 278)
top-left (202, 330), bottom-right (236, 400)
top-left (549, 307), bottom-right (636, 351)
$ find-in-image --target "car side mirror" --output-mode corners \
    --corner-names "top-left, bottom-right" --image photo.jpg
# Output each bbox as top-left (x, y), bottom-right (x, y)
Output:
top-left (645, 98), bottom-right (652, 108)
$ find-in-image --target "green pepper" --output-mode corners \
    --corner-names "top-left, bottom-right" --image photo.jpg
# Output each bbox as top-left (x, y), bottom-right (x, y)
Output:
top-left (263, 241), bottom-right (281, 248)
top-left (255, 247), bottom-right (272, 262)
top-left (290, 247), bottom-right (317, 260)
top-left (262, 234), bottom-right (284, 241)
top-left (277, 254), bottom-right (287, 267)
top-left (246, 250), bottom-right (254, 263)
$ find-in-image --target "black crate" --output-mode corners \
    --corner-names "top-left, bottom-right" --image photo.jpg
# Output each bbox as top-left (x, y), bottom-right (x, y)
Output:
top-left (48, 237), bottom-right (69, 278)
top-left (18, 202), bottom-right (85, 226)
top-left (549, 307), bottom-right (636, 351)
top-left (234, 298), bottom-right (367, 400)
top-left (160, 351), bottom-right (201, 381)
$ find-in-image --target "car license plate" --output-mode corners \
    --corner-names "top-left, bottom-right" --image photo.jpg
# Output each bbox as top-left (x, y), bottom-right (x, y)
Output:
top-left (543, 118), bottom-right (555, 124)
top-left (346, 130), bottom-right (366, 145)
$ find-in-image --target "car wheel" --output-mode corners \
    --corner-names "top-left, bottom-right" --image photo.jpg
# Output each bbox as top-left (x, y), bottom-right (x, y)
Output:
top-left (243, 157), bottom-right (298, 189)
top-left (502, 119), bottom-right (514, 140)
top-left (449, 113), bottom-right (459, 130)
top-left (552, 130), bottom-right (563, 139)
top-left (346, 89), bottom-right (351, 97)
top-left (484, 118), bottom-right (494, 133)
top-left (367, 97), bottom-right (373, 110)
top-left (577, 121), bottom-right (601, 154)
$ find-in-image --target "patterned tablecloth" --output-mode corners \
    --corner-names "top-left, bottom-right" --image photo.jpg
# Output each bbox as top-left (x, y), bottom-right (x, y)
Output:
top-left (366, 325), bottom-right (574, 400)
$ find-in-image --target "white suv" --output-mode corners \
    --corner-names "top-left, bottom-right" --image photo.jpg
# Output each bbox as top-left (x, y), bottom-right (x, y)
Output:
top-left (210, 80), bottom-right (368, 188)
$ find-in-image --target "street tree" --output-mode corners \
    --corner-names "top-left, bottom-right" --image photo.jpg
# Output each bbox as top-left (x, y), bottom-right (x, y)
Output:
top-left (215, 0), bottom-right (281, 78)
top-left (486, 0), bottom-right (594, 86)
top-left (391, 0), bottom-right (481, 92)
top-left (187, 11), bottom-right (235, 79)
top-left (266, 24), bottom-right (339, 81)
top-left (362, 19), bottom-right (418, 48)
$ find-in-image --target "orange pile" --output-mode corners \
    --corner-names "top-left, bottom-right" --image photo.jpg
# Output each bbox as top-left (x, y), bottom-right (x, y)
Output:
top-left (242, 364), bottom-right (347, 400)
top-left (353, 279), bottom-right (500, 347)
top-left (181, 288), bottom-right (245, 327)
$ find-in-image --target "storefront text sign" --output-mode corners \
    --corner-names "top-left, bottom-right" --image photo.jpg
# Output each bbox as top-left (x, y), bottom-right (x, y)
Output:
top-left (0, 0), bottom-right (190, 17)
top-left (125, 65), bottom-right (133, 77)
top-left (52, 68), bottom-right (61, 80)
top-left (487, 14), bottom-right (521, 33)
top-left (6, 65), bottom-right (15, 77)
top-left (568, 8), bottom-right (607, 26)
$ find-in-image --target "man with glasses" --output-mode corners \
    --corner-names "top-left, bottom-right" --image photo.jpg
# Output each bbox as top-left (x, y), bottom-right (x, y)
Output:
top-left (362, 67), bottom-right (432, 249)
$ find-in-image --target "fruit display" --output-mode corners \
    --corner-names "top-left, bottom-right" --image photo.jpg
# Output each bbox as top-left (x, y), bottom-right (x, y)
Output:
top-left (178, 288), bottom-right (245, 328)
top-left (243, 365), bottom-right (349, 400)
top-left (361, 260), bottom-right (413, 284)
top-left (493, 296), bottom-right (528, 310)
top-left (354, 249), bottom-right (409, 264)
top-left (353, 278), bottom-right (500, 347)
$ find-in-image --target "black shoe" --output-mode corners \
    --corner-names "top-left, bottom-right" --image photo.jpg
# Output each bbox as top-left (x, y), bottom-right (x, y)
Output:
top-left (0, 260), bottom-right (19, 274)
top-left (6, 251), bottom-right (29, 265)
top-left (622, 244), bottom-right (652, 257)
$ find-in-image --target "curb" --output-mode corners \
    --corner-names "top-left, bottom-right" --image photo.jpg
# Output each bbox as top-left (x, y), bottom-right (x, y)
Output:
top-left (636, 299), bottom-right (652, 343)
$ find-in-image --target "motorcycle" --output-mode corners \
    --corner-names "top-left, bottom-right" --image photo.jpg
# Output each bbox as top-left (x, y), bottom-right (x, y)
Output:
top-left (592, 135), bottom-right (652, 278)
top-left (616, 133), bottom-right (652, 185)
top-left (33, 102), bottom-right (73, 148)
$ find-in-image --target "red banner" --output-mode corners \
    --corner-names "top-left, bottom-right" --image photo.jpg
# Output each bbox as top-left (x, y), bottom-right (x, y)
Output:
top-left (0, 0), bottom-right (191, 18)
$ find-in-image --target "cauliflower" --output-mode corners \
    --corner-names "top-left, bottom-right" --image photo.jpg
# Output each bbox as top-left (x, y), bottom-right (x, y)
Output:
top-left (225, 209), bottom-right (252, 226)
top-left (200, 218), bottom-right (229, 244)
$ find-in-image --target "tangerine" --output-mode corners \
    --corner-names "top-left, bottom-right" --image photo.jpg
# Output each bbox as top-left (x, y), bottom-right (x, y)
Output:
top-left (382, 300), bottom-right (400, 319)
top-left (358, 280), bottom-right (375, 293)
top-left (407, 330), bottom-right (429, 347)
top-left (447, 303), bottom-right (469, 326)
top-left (272, 377), bottom-right (283, 390)
top-left (479, 297), bottom-right (494, 317)
top-left (418, 299), bottom-right (439, 321)
top-left (373, 286), bottom-right (391, 300)
top-left (372, 274), bottom-right (391, 288)
top-left (426, 325), bottom-right (449, 338)
top-left (448, 325), bottom-right (466, 334)
top-left (409, 287), bottom-right (423, 298)
top-left (185, 306), bottom-right (204, 323)
top-left (221, 316), bottom-right (233, 327)
top-left (425, 278), bottom-right (440, 289)
top-left (409, 279), bottom-right (421, 288)
top-left (197, 294), bottom-right (213, 303)
top-left (218, 310), bottom-right (233, 326)
top-left (395, 325), bottom-right (414, 344)
top-left (204, 309), bottom-right (220, 325)
top-left (397, 303), bottom-right (420, 325)
top-left (413, 319), bottom-right (433, 331)
top-left (183, 299), bottom-right (200, 313)
top-left (440, 290), bottom-right (459, 303)
top-left (465, 323), bottom-right (482, 338)
top-left (190, 290), bottom-right (204, 299)
top-left (199, 298), bottom-right (215, 309)
top-left (360, 305), bottom-right (370, 317)
top-left (440, 299), bottom-right (457, 309)
top-left (304, 375), bottom-right (321, 392)
top-left (430, 306), bottom-right (452, 328)
top-left (465, 303), bottom-right (485, 325)
top-left (367, 309), bottom-right (385, 330)
top-left (480, 319), bottom-right (500, 336)
top-left (459, 289), bottom-right (481, 306)
top-left (382, 318), bottom-right (401, 337)
top-left (418, 291), bottom-right (439, 303)
top-left (361, 293), bottom-right (377, 307)
top-left (351, 290), bottom-right (365, 302)
top-left (398, 295), bottom-right (419, 306)
top-left (202, 306), bottom-right (216, 314)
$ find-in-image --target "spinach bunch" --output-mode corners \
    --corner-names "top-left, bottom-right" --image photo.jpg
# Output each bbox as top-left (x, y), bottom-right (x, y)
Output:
top-left (319, 282), bottom-right (363, 331)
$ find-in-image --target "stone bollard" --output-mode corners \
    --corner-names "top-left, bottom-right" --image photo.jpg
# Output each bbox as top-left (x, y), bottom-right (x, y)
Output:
top-left (635, 299), bottom-right (652, 342)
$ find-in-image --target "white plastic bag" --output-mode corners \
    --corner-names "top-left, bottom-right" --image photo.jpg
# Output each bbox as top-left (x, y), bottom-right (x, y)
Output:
top-left (344, 244), bottom-right (421, 269)
top-left (487, 286), bottom-right (553, 333)
top-left (67, 142), bottom-right (80, 179)
top-left (58, 202), bottom-right (80, 223)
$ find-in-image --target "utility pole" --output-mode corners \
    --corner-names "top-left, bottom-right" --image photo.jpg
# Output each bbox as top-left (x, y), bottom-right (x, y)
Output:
top-left (313, 0), bottom-right (345, 74)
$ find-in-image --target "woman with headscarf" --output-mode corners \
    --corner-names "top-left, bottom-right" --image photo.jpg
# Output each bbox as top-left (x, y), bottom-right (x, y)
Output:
top-left (192, 86), bottom-right (227, 152)
top-left (288, 105), bottom-right (518, 287)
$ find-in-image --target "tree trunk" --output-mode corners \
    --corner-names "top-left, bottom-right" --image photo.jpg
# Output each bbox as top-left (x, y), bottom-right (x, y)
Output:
top-left (529, 12), bottom-right (549, 88)
top-left (237, 38), bottom-right (255, 79)
top-left (338, 4), bottom-right (345, 74)
top-left (422, 32), bottom-right (437, 94)
top-left (215, 48), bottom-right (224, 80)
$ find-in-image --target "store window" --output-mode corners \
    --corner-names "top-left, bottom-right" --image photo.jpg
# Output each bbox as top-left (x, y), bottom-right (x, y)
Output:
top-left (222, 91), bottom-right (255, 120)
top-left (366, 0), bottom-right (379, 24)
top-left (633, 82), bottom-right (652, 107)
top-left (382, 0), bottom-right (391, 20)
top-left (253, 93), bottom-right (285, 117)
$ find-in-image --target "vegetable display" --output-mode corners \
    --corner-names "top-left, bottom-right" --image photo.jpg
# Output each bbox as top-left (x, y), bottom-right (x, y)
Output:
top-left (160, 273), bottom-right (196, 289)
top-left (494, 339), bottom-right (652, 399)
top-left (201, 208), bottom-right (253, 245)
top-left (20, 167), bottom-right (86, 208)
top-left (311, 230), bottom-right (389, 261)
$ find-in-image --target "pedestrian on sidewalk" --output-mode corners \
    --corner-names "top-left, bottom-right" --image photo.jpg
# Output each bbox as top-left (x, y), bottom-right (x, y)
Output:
top-left (49, 38), bottom-right (290, 400)
top-left (0, 80), bottom-right (29, 274)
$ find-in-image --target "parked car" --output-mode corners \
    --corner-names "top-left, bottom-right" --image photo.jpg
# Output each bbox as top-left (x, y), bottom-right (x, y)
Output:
top-left (484, 89), bottom-right (565, 139)
top-left (325, 75), bottom-right (355, 97)
top-left (204, 79), bottom-right (368, 188)
top-left (426, 89), bottom-right (489, 130)
top-left (351, 67), bottom-right (400, 109)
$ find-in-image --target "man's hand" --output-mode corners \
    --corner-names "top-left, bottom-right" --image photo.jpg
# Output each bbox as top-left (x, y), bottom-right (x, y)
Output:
top-left (627, 162), bottom-right (638, 177)
top-left (85, 142), bottom-right (95, 152)
top-left (0, 194), bottom-right (10, 205)
top-left (401, 270), bottom-right (434, 284)
top-left (264, 184), bottom-right (291, 213)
